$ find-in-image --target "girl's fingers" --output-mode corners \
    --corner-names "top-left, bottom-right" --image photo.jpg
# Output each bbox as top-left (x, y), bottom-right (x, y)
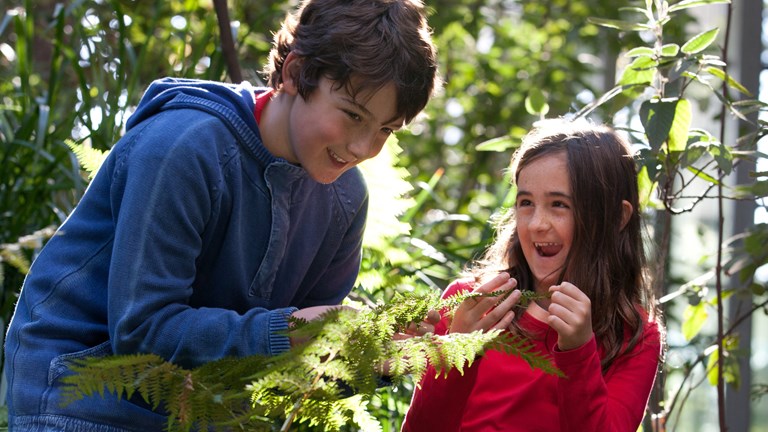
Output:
top-left (491, 310), bottom-right (516, 330)
top-left (473, 272), bottom-right (512, 294)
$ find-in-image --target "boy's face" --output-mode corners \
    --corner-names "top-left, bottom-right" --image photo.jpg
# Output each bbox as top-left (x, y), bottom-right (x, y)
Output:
top-left (285, 76), bottom-right (403, 184)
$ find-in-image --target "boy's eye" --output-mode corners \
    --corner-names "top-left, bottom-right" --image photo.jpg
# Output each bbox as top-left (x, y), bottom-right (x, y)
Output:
top-left (345, 110), bottom-right (362, 121)
top-left (381, 127), bottom-right (394, 135)
top-left (516, 199), bottom-right (532, 207)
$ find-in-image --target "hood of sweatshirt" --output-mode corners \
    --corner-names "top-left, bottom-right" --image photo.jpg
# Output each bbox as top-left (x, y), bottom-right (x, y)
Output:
top-left (127, 77), bottom-right (262, 134)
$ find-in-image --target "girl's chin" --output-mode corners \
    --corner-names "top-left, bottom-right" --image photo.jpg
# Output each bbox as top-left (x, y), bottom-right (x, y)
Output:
top-left (534, 274), bottom-right (562, 290)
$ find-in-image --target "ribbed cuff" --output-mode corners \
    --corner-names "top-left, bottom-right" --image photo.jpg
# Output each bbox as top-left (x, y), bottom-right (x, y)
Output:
top-left (268, 307), bottom-right (298, 356)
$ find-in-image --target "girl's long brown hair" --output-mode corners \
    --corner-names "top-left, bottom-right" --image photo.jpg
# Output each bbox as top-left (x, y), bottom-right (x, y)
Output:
top-left (468, 119), bottom-right (661, 373)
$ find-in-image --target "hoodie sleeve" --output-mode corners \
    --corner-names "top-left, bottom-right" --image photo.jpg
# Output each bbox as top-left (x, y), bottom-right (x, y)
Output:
top-left (106, 108), bottom-right (295, 368)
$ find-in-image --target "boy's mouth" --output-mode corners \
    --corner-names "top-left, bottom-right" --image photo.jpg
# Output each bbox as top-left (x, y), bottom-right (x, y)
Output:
top-left (534, 242), bottom-right (562, 257)
top-left (328, 149), bottom-right (349, 165)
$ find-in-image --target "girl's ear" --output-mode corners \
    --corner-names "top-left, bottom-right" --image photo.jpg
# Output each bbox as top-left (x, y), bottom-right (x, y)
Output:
top-left (280, 52), bottom-right (301, 96)
top-left (620, 200), bottom-right (633, 231)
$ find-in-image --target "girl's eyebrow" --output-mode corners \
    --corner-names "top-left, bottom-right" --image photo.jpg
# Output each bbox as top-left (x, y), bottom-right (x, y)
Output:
top-left (516, 189), bottom-right (572, 199)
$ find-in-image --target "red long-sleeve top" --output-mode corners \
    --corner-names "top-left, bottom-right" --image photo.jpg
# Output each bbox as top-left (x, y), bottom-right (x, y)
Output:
top-left (402, 280), bottom-right (662, 432)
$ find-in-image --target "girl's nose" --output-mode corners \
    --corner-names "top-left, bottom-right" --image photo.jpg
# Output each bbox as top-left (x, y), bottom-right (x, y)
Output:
top-left (530, 210), bottom-right (551, 231)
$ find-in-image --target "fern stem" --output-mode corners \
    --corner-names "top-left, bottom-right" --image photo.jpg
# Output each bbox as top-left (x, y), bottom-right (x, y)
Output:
top-left (280, 349), bottom-right (339, 431)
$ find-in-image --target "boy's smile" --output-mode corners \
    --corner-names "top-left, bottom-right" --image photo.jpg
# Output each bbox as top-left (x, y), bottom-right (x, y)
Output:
top-left (261, 53), bottom-right (404, 184)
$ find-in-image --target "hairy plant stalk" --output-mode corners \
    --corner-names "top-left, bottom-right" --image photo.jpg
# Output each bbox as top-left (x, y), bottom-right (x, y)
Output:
top-left (280, 349), bottom-right (339, 432)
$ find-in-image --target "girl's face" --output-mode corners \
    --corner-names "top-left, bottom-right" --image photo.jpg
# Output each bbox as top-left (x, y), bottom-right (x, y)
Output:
top-left (515, 151), bottom-right (575, 292)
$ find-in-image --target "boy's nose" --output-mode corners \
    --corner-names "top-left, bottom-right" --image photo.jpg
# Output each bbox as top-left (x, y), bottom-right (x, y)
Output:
top-left (347, 134), bottom-right (377, 161)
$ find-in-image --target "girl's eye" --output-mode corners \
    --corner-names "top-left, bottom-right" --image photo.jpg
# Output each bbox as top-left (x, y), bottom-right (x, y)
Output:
top-left (517, 199), bottom-right (532, 207)
top-left (381, 127), bottom-right (394, 135)
top-left (553, 201), bottom-right (569, 208)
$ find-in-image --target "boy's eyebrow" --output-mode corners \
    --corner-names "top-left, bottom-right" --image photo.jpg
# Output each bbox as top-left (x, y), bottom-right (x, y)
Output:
top-left (342, 96), bottom-right (403, 127)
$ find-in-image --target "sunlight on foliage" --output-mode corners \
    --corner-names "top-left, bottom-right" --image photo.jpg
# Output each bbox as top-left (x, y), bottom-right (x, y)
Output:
top-left (358, 136), bottom-right (415, 250)
top-left (63, 289), bottom-right (560, 432)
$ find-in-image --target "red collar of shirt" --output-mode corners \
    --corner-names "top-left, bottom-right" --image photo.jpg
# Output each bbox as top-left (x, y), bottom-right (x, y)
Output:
top-left (254, 89), bottom-right (274, 124)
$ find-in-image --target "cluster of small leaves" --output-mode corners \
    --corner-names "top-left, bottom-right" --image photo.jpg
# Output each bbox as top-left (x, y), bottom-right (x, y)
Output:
top-left (63, 290), bottom-right (560, 432)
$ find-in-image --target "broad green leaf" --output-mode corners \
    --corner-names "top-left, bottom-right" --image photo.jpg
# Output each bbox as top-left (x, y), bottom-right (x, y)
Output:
top-left (705, 67), bottom-right (753, 96)
top-left (639, 98), bottom-right (690, 153)
top-left (708, 142), bottom-right (734, 174)
top-left (619, 56), bottom-right (657, 87)
top-left (637, 165), bottom-right (660, 210)
top-left (586, 17), bottom-right (651, 32)
top-left (682, 302), bottom-right (708, 341)
top-left (661, 43), bottom-right (680, 57)
top-left (681, 28), bottom-right (719, 55)
top-left (669, 99), bottom-right (692, 152)
top-left (524, 88), bottom-right (549, 116)
top-left (639, 99), bottom-right (676, 152)
top-left (669, 0), bottom-right (731, 13)
top-left (625, 47), bottom-right (655, 58)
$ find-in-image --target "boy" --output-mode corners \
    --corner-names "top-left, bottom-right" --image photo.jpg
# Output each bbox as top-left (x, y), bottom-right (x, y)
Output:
top-left (4, 0), bottom-right (439, 429)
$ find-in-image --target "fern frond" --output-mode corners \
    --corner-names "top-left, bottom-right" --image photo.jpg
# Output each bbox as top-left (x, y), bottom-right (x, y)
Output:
top-left (64, 289), bottom-right (561, 431)
top-left (65, 139), bottom-right (109, 179)
top-left (490, 332), bottom-right (565, 377)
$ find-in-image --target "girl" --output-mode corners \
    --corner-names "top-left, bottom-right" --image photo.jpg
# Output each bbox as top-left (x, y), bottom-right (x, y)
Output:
top-left (402, 119), bottom-right (664, 432)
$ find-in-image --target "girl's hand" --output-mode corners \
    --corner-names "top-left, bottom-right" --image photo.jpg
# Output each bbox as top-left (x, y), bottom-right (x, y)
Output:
top-left (547, 282), bottom-right (593, 351)
top-left (402, 309), bottom-right (442, 337)
top-left (449, 273), bottom-right (520, 334)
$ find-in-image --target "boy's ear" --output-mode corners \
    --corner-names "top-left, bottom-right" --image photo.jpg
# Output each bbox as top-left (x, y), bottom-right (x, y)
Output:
top-left (281, 52), bottom-right (301, 96)
top-left (620, 200), bottom-right (633, 231)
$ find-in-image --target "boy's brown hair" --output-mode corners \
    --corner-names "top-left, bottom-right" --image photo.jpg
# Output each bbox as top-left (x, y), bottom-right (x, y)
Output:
top-left (264, 0), bottom-right (439, 123)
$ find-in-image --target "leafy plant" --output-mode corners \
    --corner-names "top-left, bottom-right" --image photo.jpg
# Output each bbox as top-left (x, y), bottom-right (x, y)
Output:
top-left (571, 0), bottom-right (767, 430)
top-left (63, 290), bottom-right (559, 432)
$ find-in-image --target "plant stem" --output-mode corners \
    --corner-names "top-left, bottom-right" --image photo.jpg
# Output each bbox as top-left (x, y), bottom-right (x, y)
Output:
top-left (280, 349), bottom-right (339, 431)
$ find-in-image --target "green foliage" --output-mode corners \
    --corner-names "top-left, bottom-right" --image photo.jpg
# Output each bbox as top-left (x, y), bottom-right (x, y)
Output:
top-left (63, 292), bottom-right (561, 431)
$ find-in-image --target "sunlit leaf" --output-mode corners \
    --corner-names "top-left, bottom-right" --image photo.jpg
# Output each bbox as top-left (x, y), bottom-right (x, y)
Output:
top-left (619, 56), bottom-right (657, 87)
top-left (661, 43), bottom-right (680, 57)
top-left (669, 0), bottom-right (731, 13)
top-left (637, 165), bottom-right (661, 210)
top-left (685, 166), bottom-right (719, 184)
top-left (681, 28), bottom-right (719, 55)
top-left (669, 99), bottom-right (691, 152)
top-left (706, 336), bottom-right (741, 388)
top-left (639, 99), bottom-right (676, 152)
top-left (708, 141), bottom-right (734, 174)
top-left (625, 47), bottom-right (655, 58)
top-left (359, 136), bottom-right (414, 249)
top-left (65, 139), bottom-right (109, 180)
top-left (476, 135), bottom-right (519, 152)
top-left (682, 302), bottom-right (708, 341)
top-left (524, 88), bottom-right (549, 116)
top-left (586, 17), bottom-right (651, 32)
top-left (705, 67), bottom-right (753, 96)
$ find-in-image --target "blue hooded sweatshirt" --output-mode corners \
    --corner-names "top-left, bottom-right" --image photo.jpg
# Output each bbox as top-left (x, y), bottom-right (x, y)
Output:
top-left (4, 77), bottom-right (368, 430)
